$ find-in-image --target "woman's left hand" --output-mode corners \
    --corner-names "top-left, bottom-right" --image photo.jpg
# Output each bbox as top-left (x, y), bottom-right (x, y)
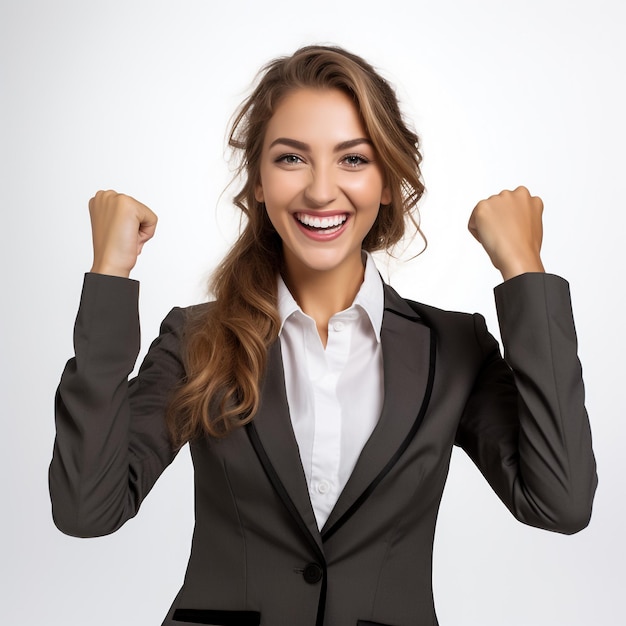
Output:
top-left (468, 186), bottom-right (545, 281)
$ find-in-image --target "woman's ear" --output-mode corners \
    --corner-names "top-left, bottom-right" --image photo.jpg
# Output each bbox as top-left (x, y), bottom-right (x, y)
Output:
top-left (255, 184), bottom-right (264, 203)
top-left (381, 185), bottom-right (392, 206)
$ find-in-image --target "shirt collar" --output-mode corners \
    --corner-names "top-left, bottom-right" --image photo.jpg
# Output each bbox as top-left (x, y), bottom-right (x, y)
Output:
top-left (277, 251), bottom-right (385, 342)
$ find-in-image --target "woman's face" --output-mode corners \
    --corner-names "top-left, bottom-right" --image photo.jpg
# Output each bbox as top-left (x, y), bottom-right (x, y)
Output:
top-left (256, 88), bottom-right (390, 280)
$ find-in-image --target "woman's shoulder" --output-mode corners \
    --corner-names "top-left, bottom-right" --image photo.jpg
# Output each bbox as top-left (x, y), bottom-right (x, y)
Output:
top-left (160, 300), bottom-right (216, 331)
top-left (383, 282), bottom-right (477, 327)
top-left (383, 283), bottom-right (489, 361)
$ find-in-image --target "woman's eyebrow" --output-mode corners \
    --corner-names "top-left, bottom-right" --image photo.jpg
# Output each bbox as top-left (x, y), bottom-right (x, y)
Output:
top-left (268, 137), bottom-right (373, 151)
top-left (334, 138), bottom-right (373, 151)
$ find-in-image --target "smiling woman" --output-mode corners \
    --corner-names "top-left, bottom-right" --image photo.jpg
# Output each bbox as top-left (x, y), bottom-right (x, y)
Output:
top-left (49, 45), bottom-right (597, 626)
top-left (166, 47), bottom-right (425, 442)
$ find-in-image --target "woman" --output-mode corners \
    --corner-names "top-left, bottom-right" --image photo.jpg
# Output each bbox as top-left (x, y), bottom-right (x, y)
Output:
top-left (50, 45), bottom-right (597, 626)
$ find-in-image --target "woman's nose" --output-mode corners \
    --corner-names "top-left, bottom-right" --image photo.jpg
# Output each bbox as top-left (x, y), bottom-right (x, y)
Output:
top-left (303, 166), bottom-right (338, 207)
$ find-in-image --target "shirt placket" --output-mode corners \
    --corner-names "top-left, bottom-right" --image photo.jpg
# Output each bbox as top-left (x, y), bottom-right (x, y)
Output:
top-left (308, 313), bottom-right (352, 528)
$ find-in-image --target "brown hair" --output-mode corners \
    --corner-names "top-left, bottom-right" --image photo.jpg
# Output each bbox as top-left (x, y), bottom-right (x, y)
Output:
top-left (167, 45), bottom-right (425, 446)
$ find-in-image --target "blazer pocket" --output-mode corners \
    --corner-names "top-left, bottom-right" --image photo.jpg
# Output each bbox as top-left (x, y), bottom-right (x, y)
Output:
top-left (172, 608), bottom-right (261, 625)
top-left (357, 621), bottom-right (397, 626)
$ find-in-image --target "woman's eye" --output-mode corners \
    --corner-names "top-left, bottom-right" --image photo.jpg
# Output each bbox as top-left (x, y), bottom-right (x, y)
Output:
top-left (342, 154), bottom-right (369, 167)
top-left (276, 154), bottom-right (303, 165)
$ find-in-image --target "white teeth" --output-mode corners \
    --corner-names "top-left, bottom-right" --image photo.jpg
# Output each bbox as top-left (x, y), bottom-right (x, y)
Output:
top-left (296, 213), bottom-right (347, 229)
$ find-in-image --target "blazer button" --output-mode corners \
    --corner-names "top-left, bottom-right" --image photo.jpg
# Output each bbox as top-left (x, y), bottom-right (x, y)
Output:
top-left (303, 563), bottom-right (323, 584)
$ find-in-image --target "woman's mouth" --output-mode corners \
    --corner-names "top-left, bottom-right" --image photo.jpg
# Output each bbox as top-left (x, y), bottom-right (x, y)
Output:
top-left (294, 212), bottom-right (348, 235)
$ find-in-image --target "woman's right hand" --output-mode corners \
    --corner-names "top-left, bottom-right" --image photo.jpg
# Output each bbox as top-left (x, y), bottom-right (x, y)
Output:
top-left (88, 190), bottom-right (158, 277)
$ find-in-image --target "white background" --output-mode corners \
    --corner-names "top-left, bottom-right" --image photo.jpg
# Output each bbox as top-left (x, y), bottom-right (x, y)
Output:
top-left (1, 0), bottom-right (624, 624)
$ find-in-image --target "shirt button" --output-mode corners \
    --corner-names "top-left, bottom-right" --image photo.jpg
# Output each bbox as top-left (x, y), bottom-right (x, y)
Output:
top-left (316, 480), bottom-right (330, 494)
top-left (332, 321), bottom-right (345, 332)
top-left (303, 562), bottom-right (324, 584)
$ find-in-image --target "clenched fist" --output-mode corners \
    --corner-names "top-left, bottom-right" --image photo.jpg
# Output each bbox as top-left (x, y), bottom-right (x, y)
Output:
top-left (468, 186), bottom-right (545, 281)
top-left (89, 190), bottom-right (158, 278)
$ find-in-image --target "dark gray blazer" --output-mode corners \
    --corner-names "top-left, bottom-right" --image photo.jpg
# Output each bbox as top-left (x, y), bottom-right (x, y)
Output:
top-left (49, 272), bottom-right (597, 626)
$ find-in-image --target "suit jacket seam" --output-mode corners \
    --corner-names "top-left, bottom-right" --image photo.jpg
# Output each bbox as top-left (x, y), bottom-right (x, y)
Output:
top-left (222, 458), bottom-right (250, 606)
top-left (369, 516), bottom-right (401, 620)
top-left (539, 275), bottom-right (570, 480)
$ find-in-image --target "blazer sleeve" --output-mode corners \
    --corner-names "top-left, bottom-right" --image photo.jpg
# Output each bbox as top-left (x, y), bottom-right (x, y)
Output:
top-left (455, 272), bottom-right (597, 534)
top-left (49, 273), bottom-right (186, 537)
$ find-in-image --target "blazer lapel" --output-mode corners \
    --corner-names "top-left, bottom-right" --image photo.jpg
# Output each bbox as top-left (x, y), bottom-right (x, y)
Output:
top-left (246, 341), bottom-right (323, 555)
top-left (246, 284), bottom-right (435, 550)
top-left (321, 284), bottom-right (436, 540)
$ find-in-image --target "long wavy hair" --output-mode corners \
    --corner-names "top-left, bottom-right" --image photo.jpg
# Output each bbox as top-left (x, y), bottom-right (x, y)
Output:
top-left (167, 45), bottom-right (426, 446)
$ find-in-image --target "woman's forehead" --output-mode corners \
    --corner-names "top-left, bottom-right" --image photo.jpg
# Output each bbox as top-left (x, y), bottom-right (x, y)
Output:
top-left (263, 88), bottom-right (369, 148)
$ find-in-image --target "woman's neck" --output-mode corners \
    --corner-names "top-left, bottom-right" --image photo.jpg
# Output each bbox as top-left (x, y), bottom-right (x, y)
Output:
top-left (282, 253), bottom-right (366, 347)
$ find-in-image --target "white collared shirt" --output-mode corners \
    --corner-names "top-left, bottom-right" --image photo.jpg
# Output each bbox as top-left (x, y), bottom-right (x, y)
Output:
top-left (277, 252), bottom-right (384, 529)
